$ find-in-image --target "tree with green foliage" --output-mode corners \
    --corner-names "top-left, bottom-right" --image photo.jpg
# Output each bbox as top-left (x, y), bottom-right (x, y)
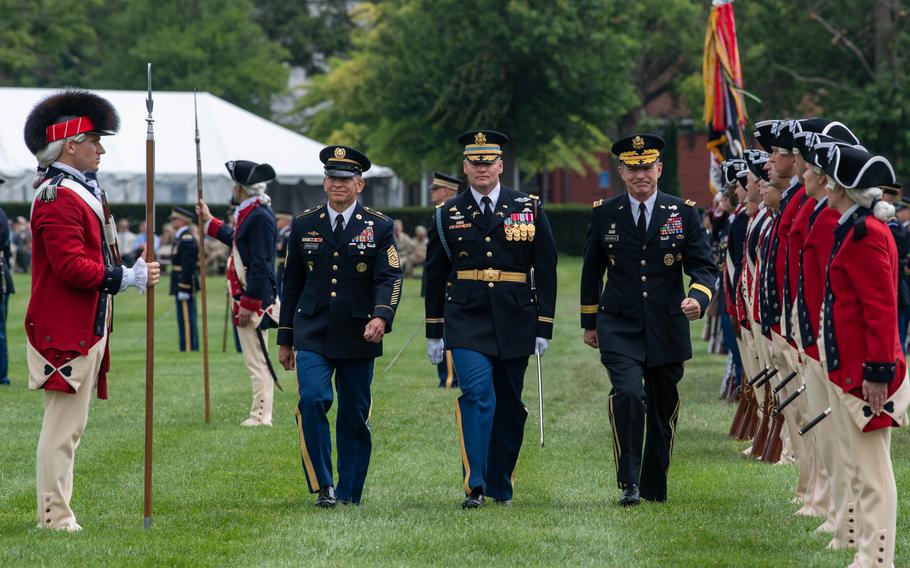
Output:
top-left (253, 0), bottom-right (353, 75)
top-left (303, 0), bottom-right (639, 180)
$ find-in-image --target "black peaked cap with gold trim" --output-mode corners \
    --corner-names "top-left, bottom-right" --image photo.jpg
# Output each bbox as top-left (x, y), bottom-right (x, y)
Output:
top-left (431, 172), bottom-right (460, 191)
top-left (320, 145), bottom-right (371, 177)
top-left (169, 206), bottom-right (197, 223)
top-left (611, 133), bottom-right (665, 167)
top-left (225, 160), bottom-right (276, 185)
top-left (458, 130), bottom-right (509, 164)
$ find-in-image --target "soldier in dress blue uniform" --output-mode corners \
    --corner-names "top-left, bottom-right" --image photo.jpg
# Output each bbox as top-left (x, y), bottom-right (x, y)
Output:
top-left (580, 134), bottom-right (717, 506)
top-left (277, 146), bottom-right (403, 508)
top-left (424, 130), bottom-right (558, 508)
top-left (424, 172), bottom-right (460, 389)
top-left (168, 207), bottom-right (200, 352)
top-left (275, 211), bottom-right (293, 299)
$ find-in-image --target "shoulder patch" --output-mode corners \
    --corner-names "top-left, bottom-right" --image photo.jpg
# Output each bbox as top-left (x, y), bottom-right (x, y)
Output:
top-left (853, 217), bottom-right (868, 241)
top-left (684, 199), bottom-right (697, 207)
top-left (364, 206), bottom-right (391, 221)
top-left (593, 199), bottom-right (604, 208)
top-left (297, 205), bottom-right (322, 218)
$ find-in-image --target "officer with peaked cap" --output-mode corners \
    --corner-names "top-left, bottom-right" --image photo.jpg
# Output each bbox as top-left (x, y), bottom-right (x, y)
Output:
top-left (197, 160), bottom-right (280, 426)
top-left (580, 133), bottom-right (716, 506)
top-left (424, 171), bottom-right (461, 389)
top-left (168, 207), bottom-right (201, 352)
top-left (24, 90), bottom-right (161, 530)
top-left (819, 144), bottom-right (908, 567)
top-left (425, 130), bottom-right (558, 508)
top-left (277, 145), bottom-right (402, 507)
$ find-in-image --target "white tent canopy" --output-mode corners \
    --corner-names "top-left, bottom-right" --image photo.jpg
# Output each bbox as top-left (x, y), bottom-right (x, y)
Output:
top-left (0, 87), bottom-right (391, 204)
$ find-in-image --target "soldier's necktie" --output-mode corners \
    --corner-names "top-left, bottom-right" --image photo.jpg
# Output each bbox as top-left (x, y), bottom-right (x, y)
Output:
top-left (482, 196), bottom-right (493, 224)
top-left (637, 202), bottom-right (647, 241)
top-left (334, 215), bottom-right (344, 242)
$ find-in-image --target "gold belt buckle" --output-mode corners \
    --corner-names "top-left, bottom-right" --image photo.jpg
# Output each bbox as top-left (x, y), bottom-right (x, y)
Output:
top-left (481, 268), bottom-right (501, 282)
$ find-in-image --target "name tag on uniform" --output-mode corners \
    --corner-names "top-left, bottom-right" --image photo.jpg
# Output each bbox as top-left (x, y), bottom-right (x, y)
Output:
top-left (603, 234), bottom-right (619, 243)
top-left (303, 242), bottom-right (320, 250)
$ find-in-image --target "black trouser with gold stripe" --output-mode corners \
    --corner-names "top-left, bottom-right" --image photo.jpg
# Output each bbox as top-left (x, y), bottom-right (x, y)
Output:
top-left (176, 297), bottom-right (199, 352)
top-left (601, 352), bottom-right (683, 502)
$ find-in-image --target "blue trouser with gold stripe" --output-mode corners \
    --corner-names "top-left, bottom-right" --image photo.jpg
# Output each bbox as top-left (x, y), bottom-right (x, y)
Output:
top-left (601, 351), bottom-right (683, 502)
top-left (436, 350), bottom-right (458, 388)
top-left (294, 350), bottom-right (373, 504)
top-left (451, 348), bottom-right (528, 501)
top-left (175, 297), bottom-right (198, 352)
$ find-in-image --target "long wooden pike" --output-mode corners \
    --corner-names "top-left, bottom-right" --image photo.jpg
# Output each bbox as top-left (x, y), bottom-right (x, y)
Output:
top-left (194, 90), bottom-right (212, 423)
top-left (144, 62), bottom-right (156, 530)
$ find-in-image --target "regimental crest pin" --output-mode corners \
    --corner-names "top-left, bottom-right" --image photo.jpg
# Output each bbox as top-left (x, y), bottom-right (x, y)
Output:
top-left (664, 254), bottom-right (674, 267)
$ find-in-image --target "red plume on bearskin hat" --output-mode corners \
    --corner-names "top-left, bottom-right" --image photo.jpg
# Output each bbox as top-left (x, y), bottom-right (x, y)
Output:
top-left (24, 90), bottom-right (119, 155)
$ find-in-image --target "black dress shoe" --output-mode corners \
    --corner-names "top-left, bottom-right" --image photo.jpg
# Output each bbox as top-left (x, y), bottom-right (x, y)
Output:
top-left (492, 498), bottom-right (511, 506)
top-left (620, 485), bottom-right (641, 507)
top-left (316, 485), bottom-right (337, 508)
top-left (462, 488), bottom-right (485, 509)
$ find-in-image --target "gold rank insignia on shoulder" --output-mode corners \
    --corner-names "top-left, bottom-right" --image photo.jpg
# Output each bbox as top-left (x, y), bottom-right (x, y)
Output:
top-left (593, 199), bottom-right (603, 208)
top-left (684, 199), bottom-right (696, 207)
top-left (298, 206), bottom-right (320, 217)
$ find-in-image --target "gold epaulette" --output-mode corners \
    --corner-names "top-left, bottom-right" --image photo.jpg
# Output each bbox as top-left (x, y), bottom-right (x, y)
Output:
top-left (593, 199), bottom-right (604, 208)
top-left (684, 199), bottom-right (697, 207)
top-left (364, 206), bottom-right (391, 221)
top-left (297, 205), bottom-right (321, 218)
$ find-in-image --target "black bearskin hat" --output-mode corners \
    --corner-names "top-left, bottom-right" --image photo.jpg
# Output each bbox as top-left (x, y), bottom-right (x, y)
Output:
top-left (24, 90), bottom-right (119, 155)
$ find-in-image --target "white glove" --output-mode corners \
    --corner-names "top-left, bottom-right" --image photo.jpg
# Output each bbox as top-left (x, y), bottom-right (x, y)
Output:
top-left (428, 338), bottom-right (445, 365)
top-left (535, 337), bottom-right (549, 356)
top-left (119, 256), bottom-right (150, 294)
top-left (177, 291), bottom-right (191, 301)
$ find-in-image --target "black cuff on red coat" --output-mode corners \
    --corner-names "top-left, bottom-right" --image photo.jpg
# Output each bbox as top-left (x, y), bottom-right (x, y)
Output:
top-left (99, 266), bottom-right (123, 294)
top-left (863, 362), bottom-right (897, 383)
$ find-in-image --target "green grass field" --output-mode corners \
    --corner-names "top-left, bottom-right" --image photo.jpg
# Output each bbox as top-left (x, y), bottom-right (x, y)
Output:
top-left (0, 257), bottom-right (907, 567)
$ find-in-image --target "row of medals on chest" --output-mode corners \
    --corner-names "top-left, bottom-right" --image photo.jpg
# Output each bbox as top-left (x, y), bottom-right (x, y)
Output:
top-left (449, 201), bottom-right (536, 242)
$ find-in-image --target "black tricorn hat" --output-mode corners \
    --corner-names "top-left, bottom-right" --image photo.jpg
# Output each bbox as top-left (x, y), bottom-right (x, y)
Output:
top-left (753, 119), bottom-right (781, 153)
top-left (458, 130), bottom-right (509, 164)
top-left (743, 149), bottom-right (771, 182)
top-left (225, 160), bottom-right (276, 185)
top-left (319, 146), bottom-right (371, 177)
top-left (24, 90), bottom-right (119, 155)
top-left (822, 145), bottom-right (895, 189)
top-left (722, 159), bottom-right (747, 187)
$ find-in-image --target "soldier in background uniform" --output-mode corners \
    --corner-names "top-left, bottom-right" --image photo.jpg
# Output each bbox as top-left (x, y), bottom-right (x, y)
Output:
top-left (197, 160), bottom-right (280, 427)
top-left (168, 207), bottom-right (200, 352)
top-left (425, 130), bottom-right (557, 509)
top-left (0, 177), bottom-right (13, 386)
top-left (278, 146), bottom-right (402, 508)
top-left (580, 133), bottom-right (717, 507)
top-left (880, 183), bottom-right (910, 352)
top-left (424, 172), bottom-right (460, 389)
top-left (275, 211), bottom-right (293, 298)
top-left (24, 90), bottom-right (160, 530)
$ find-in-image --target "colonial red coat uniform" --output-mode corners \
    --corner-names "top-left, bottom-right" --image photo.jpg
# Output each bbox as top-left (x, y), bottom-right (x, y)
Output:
top-left (768, 184), bottom-right (805, 342)
top-left (796, 203), bottom-right (839, 362)
top-left (823, 210), bottom-right (908, 431)
top-left (27, 171), bottom-right (121, 399)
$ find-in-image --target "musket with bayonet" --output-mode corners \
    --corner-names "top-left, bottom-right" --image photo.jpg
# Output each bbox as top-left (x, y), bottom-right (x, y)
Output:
top-left (143, 62), bottom-right (156, 531)
top-left (99, 191), bottom-right (122, 266)
top-left (194, 90), bottom-right (212, 423)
